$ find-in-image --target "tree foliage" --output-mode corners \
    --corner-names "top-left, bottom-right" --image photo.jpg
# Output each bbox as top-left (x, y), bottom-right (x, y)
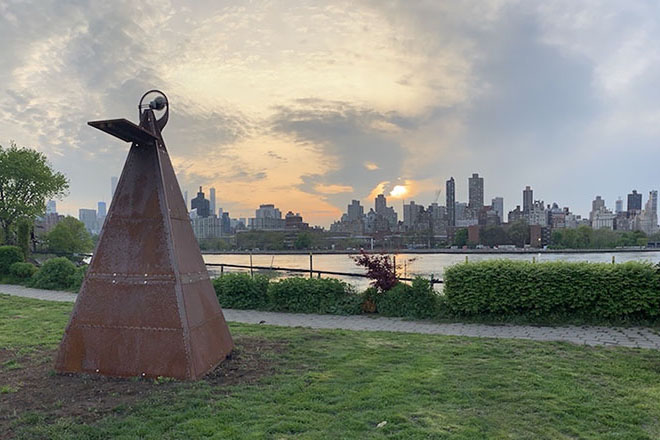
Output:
top-left (351, 251), bottom-right (398, 291)
top-left (551, 226), bottom-right (647, 249)
top-left (45, 216), bottom-right (93, 254)
top-left (452, 228), bottom-right (468, 247)
top-left (0, 143), bottom-right (68, 243)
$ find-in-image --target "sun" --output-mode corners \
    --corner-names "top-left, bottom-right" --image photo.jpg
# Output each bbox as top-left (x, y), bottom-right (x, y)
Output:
top-left (389, 185), bottom-right (408, 198)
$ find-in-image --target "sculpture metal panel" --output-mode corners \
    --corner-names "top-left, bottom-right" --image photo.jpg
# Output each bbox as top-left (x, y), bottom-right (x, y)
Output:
top-left (55, 91), bottom-right (234, 380)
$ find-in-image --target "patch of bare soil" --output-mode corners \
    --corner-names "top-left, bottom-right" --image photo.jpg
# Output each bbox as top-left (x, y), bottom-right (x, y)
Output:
top-left (0, 336), bottom-right (286, 438)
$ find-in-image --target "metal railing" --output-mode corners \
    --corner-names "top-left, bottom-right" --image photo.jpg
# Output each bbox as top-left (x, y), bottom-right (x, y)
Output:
top-left (205, 262), bottom-right (443, 284)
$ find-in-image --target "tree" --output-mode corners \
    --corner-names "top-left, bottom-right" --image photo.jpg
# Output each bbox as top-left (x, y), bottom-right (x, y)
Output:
top-left (453, 228), bottom-right (468, 247)
top-left (294, 232), bottom-right (312, 249)
top-left (507, 220), bottom-right (529, 248)
top-left (45, 216), bottom-right (93, 255)
top-left (480, 225), bottom-right (509, 247)
top-left (0, 143), bottom-right (68, 243)
top-left (351, 251), bottom-right (398, 291)
top-left (16, 218), bottom-right (31, 258)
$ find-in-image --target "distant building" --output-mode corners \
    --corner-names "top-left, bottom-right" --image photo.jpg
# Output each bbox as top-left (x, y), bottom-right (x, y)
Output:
top-left (523, 186), bottom-right (533, 213)
top-left (491, 197), bottom-right (504, 223)
top-left (403, 201), bottom-right (423, 229)
top-left (468, 173), bottom-right (484, 210)
top-left (97, 201), bottom-right (107, 218)
top-left (615, 198), bottom-right (624, 214)
top-left (191, 186), bottom-right (210, 218)
top-left (46, 200), bottom-right (57, 214)
top-left (527, 201), bottom-right (547, 226)
top-left (508, 205), bottom-right (524, 223)
top-left (446, 177), bottom-right (456, 227)
top-left (628, 190), bottom-right (642, 214)
top-left (209, 187), bottom-right (216, 217)
top-left (79, 208), bottom-right (98, 234)
top-left (592, 209), bottom-right (616, 230)
top-left (250, 204), bottom-right (285, 230)
top-left (347, 200), bottom-right (364, 222)
top-left (285, 211), bottom-right (309, 230)
top-left (590, 196), bottom-right (605, 222)
top-left (191, 216), bottom-right (223, 239)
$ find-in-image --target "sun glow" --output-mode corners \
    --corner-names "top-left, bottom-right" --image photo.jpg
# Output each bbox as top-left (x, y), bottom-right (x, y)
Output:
top-left (389, 185), bottom-right (408, 198)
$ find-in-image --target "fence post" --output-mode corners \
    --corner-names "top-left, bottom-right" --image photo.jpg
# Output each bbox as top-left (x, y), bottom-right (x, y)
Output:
top-left (249, 253), bottom-right (254, 278)
top-left (532, 256), bottom-right (536, 263)
top-left (465, 255), bottom-right (468, 264)
top-left (309, 252), bottom-right (313, 279)
top-left (393, 255), bottom-right (397, 278)
top-left (612, 255), bottom-right (615, 264)
top-left (430, 273), bottom-right (434, 284)
top-left (220, 264), bottom-right (224, 277)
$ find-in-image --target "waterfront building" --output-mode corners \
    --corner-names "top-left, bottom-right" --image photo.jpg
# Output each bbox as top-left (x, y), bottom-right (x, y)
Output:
top-left (285, 211), bottom-right (309, 230)
top-left (628, 190), bottom-right (642, 214)
top-left (527, 201), bottom-right (548, 226)
top-left (523, 186), bottom-right (533, 213)
top-left (250, 204), bottom-right (285, 230)
top-left (446, 177), bottom-right (456, 227)
top-left (191, 186), bottom-right (210, 218)
top-left (508, 205), bottom-right (524, 223)
top-left (209, 187), bottom-right (216, 217)
top-left (468, 173), bottom-right (484, 210)
top-left (491, 197), bottom-right (504, 223)
top-left (615, 198), bottom-right (624, 214)
top-left (347, 200), bottom-right (364, 222)
top-left (191, 216), bottom-right (223, 239)
top-left (403, 201), bottom-right (423, 230)
top-left (374, 194), bottom-right (398, 228)
top-left (592, 209), bottom-right (616, 230)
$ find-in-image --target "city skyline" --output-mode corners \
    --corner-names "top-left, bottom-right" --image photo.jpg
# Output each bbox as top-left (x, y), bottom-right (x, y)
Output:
top-left (2, 2), bottom-right (660, 227)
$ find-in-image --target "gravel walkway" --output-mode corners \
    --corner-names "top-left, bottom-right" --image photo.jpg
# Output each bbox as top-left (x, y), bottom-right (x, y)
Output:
top-left (3, 284), bottom-right (660, 350)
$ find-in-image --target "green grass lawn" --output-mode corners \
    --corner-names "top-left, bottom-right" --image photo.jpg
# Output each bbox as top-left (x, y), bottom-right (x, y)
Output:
top-left (3, 293), bottom-right (660, 439)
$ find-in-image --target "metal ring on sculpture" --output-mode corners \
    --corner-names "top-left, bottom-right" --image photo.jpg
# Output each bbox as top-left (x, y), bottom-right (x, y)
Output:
top-left (138, 90), bottom-right (169, 131)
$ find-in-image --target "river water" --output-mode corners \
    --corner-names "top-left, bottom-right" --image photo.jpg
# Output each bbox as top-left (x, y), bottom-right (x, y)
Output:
top-left (203, 251), bottom-right (660, 290)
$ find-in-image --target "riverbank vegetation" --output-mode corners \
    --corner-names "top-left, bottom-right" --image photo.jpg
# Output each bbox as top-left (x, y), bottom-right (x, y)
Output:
top-left (3, 294), bottom-right (660, 439)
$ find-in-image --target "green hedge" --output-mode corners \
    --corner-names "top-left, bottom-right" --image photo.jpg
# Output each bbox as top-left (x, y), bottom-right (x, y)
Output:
top-left (30, 257), bottom-right (77, 290)
top-left (213, 273), bottom-right (362, 315)
top-left (376, 278), bottom-right (439, 319)
top-left (213, 273), bottom-right (269, 309)
top-left (268, 277), bottom-right (362, 315)
top-left (443, 260), bottom-right (660, 321)
top-left (0, 246), bottom-right (23, 274)
top-left (9, 262), bottom-right (37, 279)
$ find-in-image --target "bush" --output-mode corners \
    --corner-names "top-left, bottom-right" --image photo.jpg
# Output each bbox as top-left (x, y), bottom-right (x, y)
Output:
top-left (69, 265), bottom-right (88, 291)
top-left (443, 260), bottom-right (660, 321)
top-left (0, 246), bottom-right (23, 274)
top-left (30, 257), bottom-right (77, 290)
top-left (9, 262), bottom-right (37, 279)
top-left (213, 273), bottom-right (269, 309)
top-left (268, 277), bottom-right (361, 315)
top-left (376, 277), bottom-right (439, 319)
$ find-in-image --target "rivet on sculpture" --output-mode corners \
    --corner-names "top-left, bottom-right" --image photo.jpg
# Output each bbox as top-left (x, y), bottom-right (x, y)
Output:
top-left (55, 90), bottom-right (234, 379)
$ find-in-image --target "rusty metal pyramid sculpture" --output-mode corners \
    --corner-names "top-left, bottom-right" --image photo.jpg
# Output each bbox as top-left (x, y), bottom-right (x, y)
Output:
top-left (55, 91), bottom-right (233, 380)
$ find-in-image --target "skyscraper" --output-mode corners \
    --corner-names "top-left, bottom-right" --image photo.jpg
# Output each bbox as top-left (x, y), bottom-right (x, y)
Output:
top-left (446, 177), bottom-right (455, 227)
top-left (468, 173), bottom-right (484, 209)
top-left (615, 198), bottom-right (624, 214)
top-left (491, 197), bottom-right (504, 223)
top-left (209, 187), bottom-right (216, 217)
top-left (375, 194), bottom-right (386, 214)
top-left (347, 200), bottom-right (364, 221)
top-left (191, 186), bottom-right (210, 218)
top-left (523, 186), bottom-right (533, 213)
top-left (97, 201), bottom-right (107, 218)
top-left (628, 190), bottom-right (642, 213)
top-left (110, 176), bottom-right (118, 199)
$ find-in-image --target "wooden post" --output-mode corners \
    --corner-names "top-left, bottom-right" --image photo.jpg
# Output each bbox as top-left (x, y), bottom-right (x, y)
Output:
top-left (612, 255), bottom-right (615, 264)
top-left (393, 255), bottom-right (397, 278)
top-left (465, 255), bottom-right (468, 264)
top-left (249, 253), bottom-right (254, 278)
top-left (532, 256), bottom-right (536, 263)
top-left (309, 252), bottom-right (313, 279)
top-left (220, 264), bottom-right (224, 277)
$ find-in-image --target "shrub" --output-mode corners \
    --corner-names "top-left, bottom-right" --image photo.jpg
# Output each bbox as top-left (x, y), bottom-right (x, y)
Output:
top-left (213, 273), bottom-right (269, 309)
top-left (9, 262), bottom-right (37, 279)
top-left (0, 245), bottom-right (23, 274)
top-left (268, 277), bottom-right (361, 315)
top-left (443, 260), bottom-right (660, 321)
top-left (30, 257), bottom-right (76, 290)
top-left (376, 277), bottom-right (439, 319)
top-left (351, 251), bottom-right (398, 291)
top-left (69, 265), bottom-right (88, 291)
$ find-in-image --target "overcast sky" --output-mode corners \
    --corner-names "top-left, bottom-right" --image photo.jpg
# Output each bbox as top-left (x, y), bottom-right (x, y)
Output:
top-left (2, 0), bottom-right (659, 226)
